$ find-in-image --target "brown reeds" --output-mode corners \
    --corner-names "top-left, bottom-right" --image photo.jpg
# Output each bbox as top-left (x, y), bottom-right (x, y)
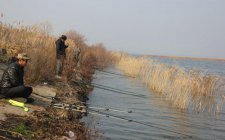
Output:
top-left (0, 23), bottom-right (59, 81)
top-left (66, 30), bottom-right (113, 81)
top-left (113, 52), bottom-right (224, 113)
top-left (0, 23), bottom-right (113, 83)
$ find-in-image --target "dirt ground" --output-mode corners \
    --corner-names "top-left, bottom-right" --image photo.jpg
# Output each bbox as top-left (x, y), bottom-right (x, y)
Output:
top-left (0, 63), bottom-right (94, 140)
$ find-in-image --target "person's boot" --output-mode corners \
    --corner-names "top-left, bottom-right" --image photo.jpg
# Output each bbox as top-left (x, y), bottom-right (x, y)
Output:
top-left (26, 97), bottom-right (35, 103)
top-left (0, 94), bottom-right (5, 99)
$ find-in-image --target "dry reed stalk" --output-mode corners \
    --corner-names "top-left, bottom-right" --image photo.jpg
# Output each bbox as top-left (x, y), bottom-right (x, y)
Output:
top-left (112, 52), bottom-right (224, 112)
top-left (0, 23), bottom-right (113, 83)
top-left (0, 23), bottom-right (58, 82)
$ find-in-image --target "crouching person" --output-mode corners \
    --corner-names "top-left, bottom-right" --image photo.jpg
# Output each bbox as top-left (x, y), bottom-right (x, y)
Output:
top-left (0, 53), bottom-right (34, 103)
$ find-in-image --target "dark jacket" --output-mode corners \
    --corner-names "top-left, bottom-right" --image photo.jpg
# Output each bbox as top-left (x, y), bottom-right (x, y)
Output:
top-left (0, 62), bottom-right (24, 88)
top-left (55, 38), bottom-right (68, 59)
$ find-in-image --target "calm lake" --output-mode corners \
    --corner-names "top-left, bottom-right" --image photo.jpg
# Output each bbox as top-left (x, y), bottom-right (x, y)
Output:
top-left (85, 57), bottom-right (225, 140)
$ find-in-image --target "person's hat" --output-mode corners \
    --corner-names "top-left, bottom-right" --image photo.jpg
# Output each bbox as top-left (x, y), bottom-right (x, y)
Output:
top-left (61, 35), bottom-right (67, 40)
top-left (17, 53), bottom-right (30, 60)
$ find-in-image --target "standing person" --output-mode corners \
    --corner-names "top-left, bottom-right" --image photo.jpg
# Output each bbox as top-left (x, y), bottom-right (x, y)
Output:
top-left (0, 53), bottom-right (34, 103)
top-left (55, 35), bottom-right (69, 78)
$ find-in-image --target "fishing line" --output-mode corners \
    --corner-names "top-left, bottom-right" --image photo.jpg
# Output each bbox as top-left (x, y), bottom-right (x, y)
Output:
top-left (95, 69), bottom-right (125, 77)
top-left (88, 108), bottom-right (189, 133)
top-left (86, 105), bottom-right (131, 113)
top-left (95, 68), bottom-right (136, 78)
top-left (93, 83), bottom-right (138, 95)
top-left (93, 84), bottom-right (145, 98)
top-left (88, 109), bottom-right (192, 138)
top-left (52, 102), bottom-right (204, 133)
top-left (38, 92), bottom-right (225, 128)
top-left (88, 106), bottom-right (132, 113)
top-left (33, 92), bottom-right (134, 114)
top-left (95, 70), bottom-right (124, 78)
top-left (34, 93), bottom-right (133, 114)
top-left (53, 103), bottom-right (132, 114)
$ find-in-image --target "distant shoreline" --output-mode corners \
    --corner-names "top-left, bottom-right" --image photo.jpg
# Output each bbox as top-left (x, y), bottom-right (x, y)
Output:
top-left (145, 54), bottom-right (225, 62)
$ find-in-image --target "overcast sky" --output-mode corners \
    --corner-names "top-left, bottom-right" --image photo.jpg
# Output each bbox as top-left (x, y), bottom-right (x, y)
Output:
top-left (0, 0), bottom-right (225, 58)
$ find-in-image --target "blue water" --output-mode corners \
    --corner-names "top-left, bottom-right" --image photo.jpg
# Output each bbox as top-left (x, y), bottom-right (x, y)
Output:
top-left (85, 58), bottom-right (225, 140)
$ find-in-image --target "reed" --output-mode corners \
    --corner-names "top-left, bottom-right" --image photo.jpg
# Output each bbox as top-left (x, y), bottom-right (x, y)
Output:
top-left (113, 52), bottom-right (224, 112)
top-left (66, 30), bottom-right (113, 80)
top-left (0, 23), bottom-right (57, 82)
top-left (0, 23), bottom-right (113, 83)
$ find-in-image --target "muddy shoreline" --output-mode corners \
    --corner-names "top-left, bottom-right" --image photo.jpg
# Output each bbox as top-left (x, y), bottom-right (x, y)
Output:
top-left (0, 63), bottom-right (94, 140)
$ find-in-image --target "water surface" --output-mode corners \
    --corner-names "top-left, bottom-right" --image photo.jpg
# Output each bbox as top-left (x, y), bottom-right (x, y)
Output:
top-left (85, 59), bottom-right (225, 140)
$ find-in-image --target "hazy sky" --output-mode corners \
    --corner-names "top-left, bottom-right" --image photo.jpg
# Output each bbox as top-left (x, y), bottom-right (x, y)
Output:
top-left (0, 0), bottom-right (225, 58)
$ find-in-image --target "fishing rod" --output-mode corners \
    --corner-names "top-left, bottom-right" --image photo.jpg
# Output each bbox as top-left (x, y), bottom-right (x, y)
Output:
top-left (88, 106), bottom-right (132, 113)
top-left (53, 103), bottom-right (133, 114)
top-left (32, 93), bottom-right (132, 114)
top-left (93, 84), bottom-right (145, 98)
top-left (32, 92), bottom-right (88, 107)
top-left (94, 68), bottom-right (125, 77)
top-left (88, 109), bottom-right (192, 138)
top-left (52, 105), bottom-right (87, 113)
top-left (34, 93), bottom-right (133, 113)
top-left (52, 102), bottom-right (204, 133)
top-left (33, 93), bottom-right (138, 115)
top-left (32, 92), bottom-right (85, 103)
top-left (93, 83), bottom-right (138, 95)
top-left (32, 92), bottom-right (64, 100)
top-left (95, 70), bottom-right (125, 78)
top-left (94, 66), bottom-right (136, 78)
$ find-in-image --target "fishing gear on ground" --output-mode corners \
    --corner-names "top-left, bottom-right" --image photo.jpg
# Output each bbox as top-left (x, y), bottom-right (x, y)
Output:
top-left (52, 102), bottom-right (87, 114)
top-left (52, 102), bottom-right (132, 114)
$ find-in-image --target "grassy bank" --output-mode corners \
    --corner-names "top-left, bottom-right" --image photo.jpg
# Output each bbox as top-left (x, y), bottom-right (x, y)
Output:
top-left (113, 52), bottom-right (224, 112)
top-left (0, 23), bottom-right (113, 139)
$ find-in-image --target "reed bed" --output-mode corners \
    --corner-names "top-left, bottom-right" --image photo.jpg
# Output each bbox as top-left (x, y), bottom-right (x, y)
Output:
top-left (113, 52), bottom-right (224, 113)
top-left (66, 30), bottom-right (113, 80)
top-left (0, 23), bottom-right (113, 83)
top-left (0, 23), bottom-right (57, 82)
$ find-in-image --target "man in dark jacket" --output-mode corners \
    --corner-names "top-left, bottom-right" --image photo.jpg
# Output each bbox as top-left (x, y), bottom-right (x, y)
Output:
top-left (55, 35), bottom-right (69, 78)
top-left (0, 53), bottom-right (34, 103)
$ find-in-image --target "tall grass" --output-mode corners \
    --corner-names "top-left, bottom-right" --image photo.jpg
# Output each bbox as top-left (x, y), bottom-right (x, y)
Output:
top-left (0, 23), bottom-right (113, 83)
top-left (113, 52), bottom-right (224, 112)
top-left (66, 30), bottom-right (113, 81)
top-left (0, 23), bottom-right (57, 82)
